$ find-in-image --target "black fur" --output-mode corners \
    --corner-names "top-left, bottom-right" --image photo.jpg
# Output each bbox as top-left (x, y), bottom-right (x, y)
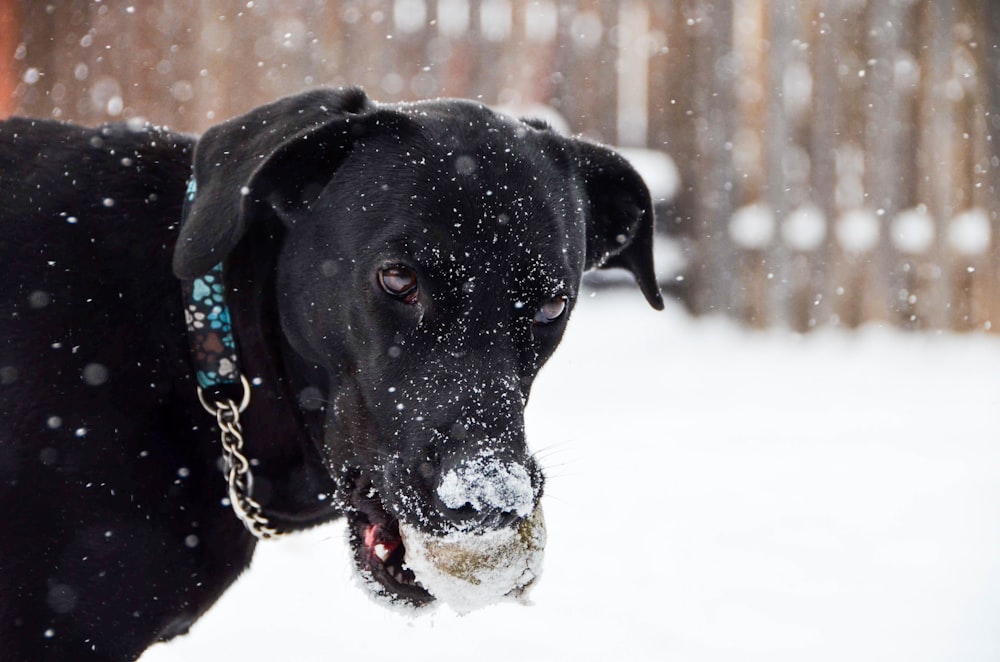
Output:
top-left (0, 88), bottom-right (661, 661)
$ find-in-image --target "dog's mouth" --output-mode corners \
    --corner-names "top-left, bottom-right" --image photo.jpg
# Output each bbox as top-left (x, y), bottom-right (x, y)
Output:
top-left (346, 475), bottom-right (434, 607)
top-left (343, 469), bottom-right (547, 612)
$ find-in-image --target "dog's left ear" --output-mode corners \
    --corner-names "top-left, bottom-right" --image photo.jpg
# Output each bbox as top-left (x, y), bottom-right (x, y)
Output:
top-left (173, 87), bottom-right (374, 279)
top-left (575, 142), bottom-right (664, 310)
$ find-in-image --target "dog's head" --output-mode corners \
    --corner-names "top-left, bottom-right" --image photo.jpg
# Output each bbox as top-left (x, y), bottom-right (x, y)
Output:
top-left (174, 88), bottom-right (662, 606)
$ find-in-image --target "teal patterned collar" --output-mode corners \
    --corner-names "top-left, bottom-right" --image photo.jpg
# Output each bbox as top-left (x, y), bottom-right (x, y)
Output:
top-left (180, 178), bottom-right (243, 393)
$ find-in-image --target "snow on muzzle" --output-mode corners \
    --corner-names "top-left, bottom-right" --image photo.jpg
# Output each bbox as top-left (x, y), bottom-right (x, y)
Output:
top-left (437, 453), bottom-right (536, 522)
top-left (399, 455), bottom-right (546, 613)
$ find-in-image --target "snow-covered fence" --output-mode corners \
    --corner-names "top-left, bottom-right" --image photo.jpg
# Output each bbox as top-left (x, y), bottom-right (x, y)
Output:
top-left (5, 0), bottom-right (999, 332)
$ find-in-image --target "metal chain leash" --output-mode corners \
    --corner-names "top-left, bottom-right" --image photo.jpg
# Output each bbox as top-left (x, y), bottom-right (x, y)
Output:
top-left (198, 375), bottom-right (283, 540)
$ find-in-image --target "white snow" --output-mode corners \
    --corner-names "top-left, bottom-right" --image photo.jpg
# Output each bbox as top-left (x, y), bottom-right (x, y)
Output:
top-left (948, 208), bottom-right (991, 256)
top-left (393, 0), bottom-right (427, 34)
top-left (398, 507), bottom-right (545, 613)
top-left (524, 0), bottom-right (559, 43)
top-left (835, 208), bottom-right (880, 253)
top-left (730, 203), bottom-right (775, 250)
top-left (892, 206), bottom-right (936, 254)
top-left (437, 455), bottom-right (535, 520)
top-left (480, 0), bottom-right (513, 41)
top-left (141, 292), bottom-right (1000, 662)
top-left (436, 0), bottom-right (471, 37)
top-left (782, 203), bottom-right (826, 252)
top-left (782, 60), bottom-right (813, 119)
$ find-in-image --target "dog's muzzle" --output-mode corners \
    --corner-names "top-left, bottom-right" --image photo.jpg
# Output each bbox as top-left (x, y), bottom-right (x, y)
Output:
top-left (346, 446), bottom-right (545, 611)
top-left (398, 505), bottom-right (546, 613)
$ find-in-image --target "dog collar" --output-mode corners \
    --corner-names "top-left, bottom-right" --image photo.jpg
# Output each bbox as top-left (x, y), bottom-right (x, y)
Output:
top-left (182, 260), bottom-right (242, 392)
top-left (181, 179), bottom-right (243, 394)
top-left (181, 177), bottom-right (280, 539)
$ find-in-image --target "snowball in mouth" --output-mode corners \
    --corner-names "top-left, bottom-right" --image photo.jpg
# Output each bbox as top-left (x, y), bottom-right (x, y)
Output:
top-left (398, 506), bottom-right (546, 614)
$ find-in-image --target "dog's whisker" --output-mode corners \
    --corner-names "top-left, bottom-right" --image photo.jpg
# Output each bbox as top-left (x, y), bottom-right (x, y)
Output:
top-left (530, 438), bottom-right (578, 457)
top-left (530, 439), bottom-right (578, 470)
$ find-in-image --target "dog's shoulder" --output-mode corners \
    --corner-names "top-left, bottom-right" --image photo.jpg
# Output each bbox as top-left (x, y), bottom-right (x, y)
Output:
top-left (0, 116), bottom-right (193, 152)
top-left (0, 117), bottom-right (194, 195)
top-left (0, 117), bottom-right (194, 260)
top-left (0, 117), bottom-right (196, 372)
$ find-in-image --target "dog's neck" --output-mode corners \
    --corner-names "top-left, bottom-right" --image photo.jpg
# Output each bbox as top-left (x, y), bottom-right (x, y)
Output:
top-left (179, 180), bottom-right (340, 538)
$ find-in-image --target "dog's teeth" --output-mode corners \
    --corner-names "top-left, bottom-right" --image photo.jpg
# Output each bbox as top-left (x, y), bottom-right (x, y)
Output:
top-left (373, 543), bottom-right (391, 562)
top-left (394, 571), bottom-right (405, 583)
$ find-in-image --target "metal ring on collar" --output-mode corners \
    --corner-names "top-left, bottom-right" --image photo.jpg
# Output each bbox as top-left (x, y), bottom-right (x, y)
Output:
top-left (197, 373), bottom-right (252, 415)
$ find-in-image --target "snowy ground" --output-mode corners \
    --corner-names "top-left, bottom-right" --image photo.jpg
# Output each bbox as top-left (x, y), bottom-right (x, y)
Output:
top-left (142, 290), bottom-right (1000, 662)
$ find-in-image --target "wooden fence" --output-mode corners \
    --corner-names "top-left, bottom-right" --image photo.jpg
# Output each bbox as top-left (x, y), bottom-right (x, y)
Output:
top-left (4, 0), bottom-right (999, 332)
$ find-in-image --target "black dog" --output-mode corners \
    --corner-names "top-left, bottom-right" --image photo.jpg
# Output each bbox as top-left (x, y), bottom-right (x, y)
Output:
top-left (0, 87), bottom-right (661, 661)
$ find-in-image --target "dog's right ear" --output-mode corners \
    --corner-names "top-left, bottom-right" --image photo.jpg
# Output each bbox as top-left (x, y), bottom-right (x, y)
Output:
top-left (173, 87), bottom-right (374, 279)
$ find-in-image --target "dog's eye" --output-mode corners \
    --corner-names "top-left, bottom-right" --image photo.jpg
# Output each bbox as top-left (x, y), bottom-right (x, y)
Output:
top-left (533, 296), bottom-right (567, 325)
top-left (378, 266), bottom-right (419, 304)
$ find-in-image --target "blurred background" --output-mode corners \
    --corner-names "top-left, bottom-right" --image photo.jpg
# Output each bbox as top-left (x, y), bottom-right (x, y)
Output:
top-left (5, 4), bottom-right (1000, 660)
top-left (2, 0), bottom-right (999, 333)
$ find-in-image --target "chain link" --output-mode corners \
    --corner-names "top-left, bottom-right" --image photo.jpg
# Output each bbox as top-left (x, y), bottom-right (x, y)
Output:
top-left (198, 376), bottom-right (283, 540)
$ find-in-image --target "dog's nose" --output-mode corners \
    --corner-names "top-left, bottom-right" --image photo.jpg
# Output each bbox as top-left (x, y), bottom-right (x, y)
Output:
top-left (433, 454), bottom-right (538, 530)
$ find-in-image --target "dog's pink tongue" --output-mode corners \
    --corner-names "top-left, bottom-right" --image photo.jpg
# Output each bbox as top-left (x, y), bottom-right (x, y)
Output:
top-left (364, 524), bottom-right (400, 562)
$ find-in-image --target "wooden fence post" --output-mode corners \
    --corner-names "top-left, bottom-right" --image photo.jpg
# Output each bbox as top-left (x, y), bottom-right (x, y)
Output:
top-left (863, 0), bottom-right (903, 326)
top-left (685, 0), bottom-right (737, 319)
top-left (553, 0), bottom-right (618, 142)
top-left (0, 0), bottom-right (18, 118)
top-left (985, 0), bottom-right (1000, 331)
top-left (808, 0), bottom-right (841, 330)
top-left (646, 1), bottom-right (698, 308)
top-left (763, 1), bottom-right (793, 328)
